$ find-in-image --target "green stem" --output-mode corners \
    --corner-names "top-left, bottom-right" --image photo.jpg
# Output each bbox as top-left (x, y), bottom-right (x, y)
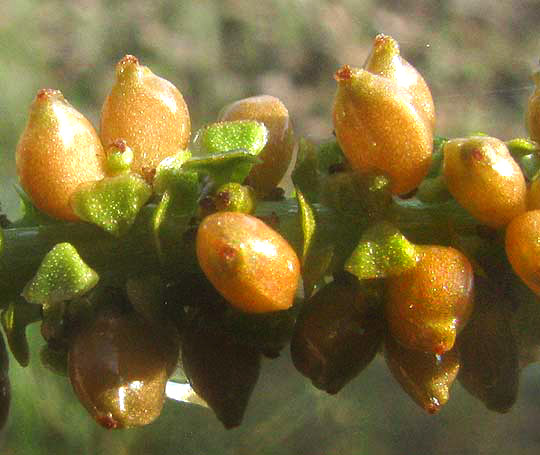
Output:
top-left (0, 197), bottom-right (480, 308)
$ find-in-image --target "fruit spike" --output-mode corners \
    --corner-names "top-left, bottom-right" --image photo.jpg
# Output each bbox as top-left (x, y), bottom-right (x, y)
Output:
top-left (333, 64), bottom-right (433, 195)
top-left (16, 89), bottom-right (106, 221)
top-left (100, 54), bottom-right (191, 178)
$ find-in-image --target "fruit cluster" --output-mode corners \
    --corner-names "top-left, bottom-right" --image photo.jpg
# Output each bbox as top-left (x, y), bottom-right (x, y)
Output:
top-left (1, 34), bottom-right (540, 429)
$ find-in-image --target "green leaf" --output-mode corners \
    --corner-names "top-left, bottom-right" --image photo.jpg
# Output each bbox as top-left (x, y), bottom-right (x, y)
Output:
top-left (184, 150), bottom-right (260, 188)
top-left (152, 165), bottom-right (200, 261)
top-left (153, 149), bottom-right (193, 194)
top-left (345, 222), bottom-right (418, 280)
top-left (506, 138), bottom-right (539, 159)
top-left (1, 300), bottom-right (41, 367)
top-left (13, 184), bottom-right (59, 227)
top-left (292, 138), bottom-right (320, 202)
top-left (295, 187), bottom-right (316, 264)
top-left (428, 136), bottom-right (449, 178)
top-left (71, 173), bottom-right (152, 237)
top-left (193, 120), bottom-right (268, 157)
top-left (22, 243), bottom-right (99, 305)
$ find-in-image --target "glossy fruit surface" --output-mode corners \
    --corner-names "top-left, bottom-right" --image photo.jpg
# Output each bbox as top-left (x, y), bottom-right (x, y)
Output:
top-left (527, 71), bottom-right (540, 142)
top-left (506, 210), bottom-right (540, 295)
top-left (100, 55), bottom-right (191, 177)
top-left (290, 280), bottom-right (384, 394)
top-left (16, 89), bottom-right (106, 220)
top-left (363, 33), bottom-right (435, 131)
top-left (68, 308), bottom-right (178, 429)
top-left (443, 136), bottom-right (526, 228)
top-left (386, 245), bottom-right (474, 354)
top-left (385, 335), bottom-right (460, 414)
top-left (182, 314), bottom-right (261, 429)
top-left (457, 278), bottom-right (519, 413)
top-left (333, 65), bottom-right (432, 195)
top-left (218, 95), bottom-right (295, 197)
top-left (196, 212), bottom-right (300, 313)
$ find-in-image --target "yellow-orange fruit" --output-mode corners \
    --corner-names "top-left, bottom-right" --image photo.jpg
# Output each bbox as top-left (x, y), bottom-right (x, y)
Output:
top-left (527, 173), bottom-right (540, 210)
top-left (527, 71), bottom-right (540, 142)
top-left (16, 89), bottom-right (106, 221)
top-left (364, 33), bottom-right (435, 131)
top-left (386, 245), bottom-right (474, 354)
top-left (333, 65), bottom-right (433, 195)
top-left (100, 55), bottom-right (191, 176)
top-left (506, 210), bottom-right (540, 295)
top-left (196, 212), bottom-right (300, 313)
top-left (443, 136), bottom-right (526, 228)
top-left (218, 95), bottom-right (295, 197)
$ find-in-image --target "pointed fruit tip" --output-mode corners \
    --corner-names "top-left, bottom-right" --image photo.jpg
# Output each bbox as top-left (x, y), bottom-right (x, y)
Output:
top-left (334, 65), bottom-right (354, 82)
top-left (116, 55), bottom-right (140, 78)
top-left (36, 88), bottom-right (63, 102)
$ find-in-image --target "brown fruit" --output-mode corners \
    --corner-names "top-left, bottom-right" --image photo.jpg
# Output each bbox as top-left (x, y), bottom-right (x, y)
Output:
top-left (100, 55), bottom-right (191, 177)
top-left (290, 280), bottom-right (384, 394)
top-left (68, 308), bottom-right (178, 429)
top-left (385, 334), bottom-right (460, 414)
top-left (16, 89), bottom-right (106, 220)
top-left (218, 95), bottom-right (295, 197)
top-left (182, 315), bottom-right (261, 429)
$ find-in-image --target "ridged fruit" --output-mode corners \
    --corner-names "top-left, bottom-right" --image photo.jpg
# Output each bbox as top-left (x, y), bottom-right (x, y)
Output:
top-left (333, 64), bottom-right (433, 195)
top-left (196, 212), bottom-right (300, 313)
top-left (218, 95), bottom-right (295, 197)
top-left (100, 55), bottom-right (191, 177)
top-left (16, 89), bottom-right (106, 220)
top-left (443, 136), bottom-right (526, 228)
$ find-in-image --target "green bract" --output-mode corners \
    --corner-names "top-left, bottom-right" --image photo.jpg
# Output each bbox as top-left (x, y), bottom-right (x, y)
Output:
top-left (22, 243), bottom-right (99, 305)
top-left (71, 174), bottom-right (152, 237)
top-left (295, 187), bottom-right (315, 264)
top-left (345, 222), bottom-right (418, 280)
top-left (193, 120), bottom-right (268, 157)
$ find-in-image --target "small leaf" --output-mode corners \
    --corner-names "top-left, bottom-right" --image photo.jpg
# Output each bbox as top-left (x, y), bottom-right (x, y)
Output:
top-left (71, 173), bottom-right (152, 237)
top-left (152, 168), bottom-right (200, 261)
top-left (1, 300), bottom-right (41, 367)
top-left (153, 150), bottom-right (193, 194)
top-left (506, 138), bottom-right (539, 158)
top-left (345, 222), bottom-right (418, 280)
top-left (295, 187), bottom-right (316, 264)
top-left (193, 120), bottom-right (268, 157)
top-left (292, 138), bottom-right (320, 202)
top-left (22, 243), bottom-right (99, 305)
top-left (184, 150), bottom-right (260, 188)
top-left (214, 183), bottom-right (257, 214)
top-left (13, 184), bottom-right (59, 227)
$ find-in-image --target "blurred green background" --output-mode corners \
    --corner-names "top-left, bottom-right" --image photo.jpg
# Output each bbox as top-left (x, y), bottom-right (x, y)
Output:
top-left (1, 0), bottom-right (540, 453)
